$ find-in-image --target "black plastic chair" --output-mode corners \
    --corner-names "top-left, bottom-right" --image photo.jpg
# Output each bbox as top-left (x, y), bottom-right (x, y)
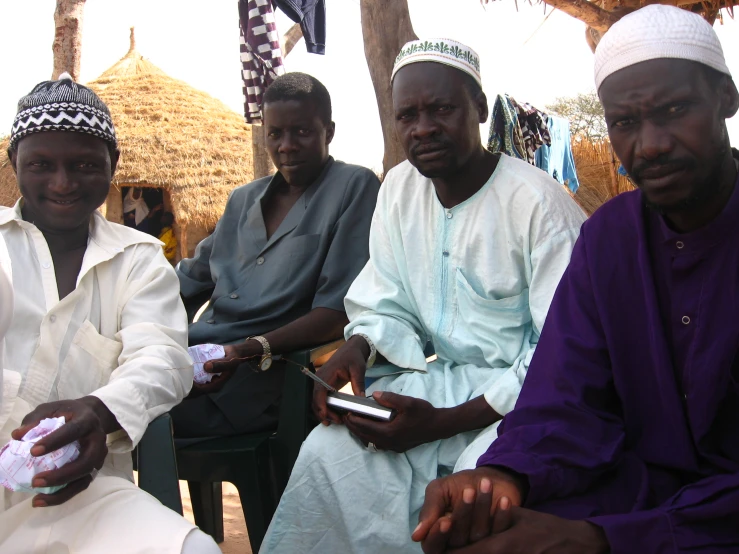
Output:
top-left (134, 412), bottom-right (183, 514)
top-left (174, 339), bottom-right (343, 551)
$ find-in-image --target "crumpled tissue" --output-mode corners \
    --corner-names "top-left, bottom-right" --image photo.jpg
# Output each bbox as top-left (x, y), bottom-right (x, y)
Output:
top-left (0, 417), bottom-right (80, 494)
top-left (188, 343), bottom-right (225, 384)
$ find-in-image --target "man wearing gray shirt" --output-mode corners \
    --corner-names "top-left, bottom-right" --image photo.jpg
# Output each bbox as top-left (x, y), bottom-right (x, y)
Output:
top-left (172, 73), bottom-right (381, 437)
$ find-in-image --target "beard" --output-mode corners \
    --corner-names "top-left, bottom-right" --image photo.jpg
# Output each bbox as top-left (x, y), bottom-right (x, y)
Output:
top-left (632, 146), bottom-right (728, 215)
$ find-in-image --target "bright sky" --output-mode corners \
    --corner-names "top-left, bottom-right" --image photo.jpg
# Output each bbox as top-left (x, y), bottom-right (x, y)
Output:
top-left (1, 0), bottom-right (738, 174)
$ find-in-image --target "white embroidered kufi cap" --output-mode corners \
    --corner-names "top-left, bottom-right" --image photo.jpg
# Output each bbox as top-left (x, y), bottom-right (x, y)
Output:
top-left (391, 38), bottom-right (482, 87)
top-left (594, 4), bottom-right (731, 91)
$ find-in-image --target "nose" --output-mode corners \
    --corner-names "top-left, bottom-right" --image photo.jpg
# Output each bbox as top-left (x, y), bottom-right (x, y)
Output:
top-left (49, 167), bottom-right (77, 193)
top-left (278, 131), bottom-right (299, 154)
top-left (635, 120), bottom-right (673, 162)
top-left (411, 112), bottom-right (440, 141)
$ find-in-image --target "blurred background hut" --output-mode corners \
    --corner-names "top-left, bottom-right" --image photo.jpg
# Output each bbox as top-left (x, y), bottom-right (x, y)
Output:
top-left (0, 28), bottom-right (254, 260)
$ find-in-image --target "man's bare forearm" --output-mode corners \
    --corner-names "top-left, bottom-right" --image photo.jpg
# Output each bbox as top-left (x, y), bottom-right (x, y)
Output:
top-left (261, 307), bottom-right (348, 355)
top-left (434, 395), bottom-right (502, 440)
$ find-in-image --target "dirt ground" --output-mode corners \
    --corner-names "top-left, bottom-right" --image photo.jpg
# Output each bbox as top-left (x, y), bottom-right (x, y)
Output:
top-left (180, 481), bottom-right (252, 554)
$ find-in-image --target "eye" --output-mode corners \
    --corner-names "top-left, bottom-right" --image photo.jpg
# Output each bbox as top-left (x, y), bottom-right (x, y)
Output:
top-left (437, 105), bottom-right (453, 113)
top-left (298, 128), bottom-right (311, 136)
top-left (267, 131), bottom-right (281, 139)
top-left (612, 118), bottom-right (634, 129)
top-left (396, 112), bottom-right (414, 122)
top-left (75, 162), bottom-right (97, 170)
top-left (666, 104), bottom-right (686, 115)
top-left (27, 160), bottom-right (49, 169)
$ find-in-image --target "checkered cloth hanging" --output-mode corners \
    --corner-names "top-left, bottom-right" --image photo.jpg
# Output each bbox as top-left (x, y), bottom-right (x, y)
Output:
top-left (239, 0), bottom-right (286, 124)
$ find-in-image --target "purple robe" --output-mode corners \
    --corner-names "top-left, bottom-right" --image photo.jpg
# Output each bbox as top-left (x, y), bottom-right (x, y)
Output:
top-left (479, 169), bottom-right (739, 553)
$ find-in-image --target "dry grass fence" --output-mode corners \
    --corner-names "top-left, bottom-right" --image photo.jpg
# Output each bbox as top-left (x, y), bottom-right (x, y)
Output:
top-left (571, 139), bottom-right (634, 215)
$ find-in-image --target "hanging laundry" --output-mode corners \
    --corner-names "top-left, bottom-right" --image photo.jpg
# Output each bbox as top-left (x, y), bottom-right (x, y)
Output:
top-left (487, 94), bottom-right (526, 161)
top-left (487, 94), bottom-right (550, 165)
top-left (509, 97), bottom-right (551, 164)
top-left (273, 0), bottom-right (327, 55)
top-left (535, 115), bottom-right (580, 193)
top-left (239, 0), bottom-right (286, 123)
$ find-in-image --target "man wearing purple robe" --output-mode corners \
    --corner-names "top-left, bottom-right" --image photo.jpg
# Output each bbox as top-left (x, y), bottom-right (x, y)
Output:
top-left (412, 6), bottom-right (739, 554)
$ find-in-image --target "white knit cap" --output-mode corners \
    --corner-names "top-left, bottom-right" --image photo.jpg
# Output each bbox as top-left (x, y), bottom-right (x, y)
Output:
top-left (392, 39), bottom-right (481, 86)
top-left (594, 5), bottom-right (731, 91)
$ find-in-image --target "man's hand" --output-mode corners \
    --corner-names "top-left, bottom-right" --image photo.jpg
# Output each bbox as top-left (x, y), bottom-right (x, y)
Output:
top-left (413, 467), bottom-right (525, 553)
top-left (343, 392), bottom-right (443, 453)
top-left (312, 335), bottom-right (369, 424)
top-left (11, 397), bottom-right (114, 508)
top-left (204, 341), bottom-right (262, 374)
top-left (189, 340), bottom-right (263, 395)
top-left (439, 508), bottom-right (609, 554)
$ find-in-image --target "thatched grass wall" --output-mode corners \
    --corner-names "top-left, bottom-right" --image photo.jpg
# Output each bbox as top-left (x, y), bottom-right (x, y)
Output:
top-left (571, 139), bottom-right (634, 215)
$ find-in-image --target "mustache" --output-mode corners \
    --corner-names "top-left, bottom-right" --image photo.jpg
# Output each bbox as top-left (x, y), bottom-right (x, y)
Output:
top-left (630, 156), bottom-right (694, 182)
top-left (411, 141), bottom-right (452, 157)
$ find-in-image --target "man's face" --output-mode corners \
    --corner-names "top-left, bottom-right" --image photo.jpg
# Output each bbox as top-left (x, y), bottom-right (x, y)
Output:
top-left (392, 63), bottom-right (487, 179)
top-left (600, 59), bottom-right (738, 213)
top-left (263, 99), bottom-right (335, 188)
top-left (10, 131), bottom-right (117, 233)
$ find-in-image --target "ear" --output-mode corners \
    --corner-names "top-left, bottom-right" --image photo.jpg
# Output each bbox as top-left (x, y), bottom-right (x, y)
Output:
top-left (110, 149), bottom-right (120, 177)
top-left (7, 149), bottom-right (16, 174)
top-left (325, 121), bottom-right (336, 146)
top-left (476, 91), bottom-right (489, 124)
top-left (719, 78), bottom-right (739, 120)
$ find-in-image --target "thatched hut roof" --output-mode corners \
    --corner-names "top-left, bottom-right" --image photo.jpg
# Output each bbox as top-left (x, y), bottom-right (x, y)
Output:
top-left (0, 29), bottom-right (254, 228)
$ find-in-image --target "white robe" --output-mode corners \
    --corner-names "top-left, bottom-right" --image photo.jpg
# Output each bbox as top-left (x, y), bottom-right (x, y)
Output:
top-left (0, 202), bottom-right (197, 553)
top-left (261, 156), bottom-right (588, 553)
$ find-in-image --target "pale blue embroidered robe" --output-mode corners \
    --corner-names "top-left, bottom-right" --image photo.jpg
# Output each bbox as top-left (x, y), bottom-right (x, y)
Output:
top-left (261, 155), bottom-right (587, 553)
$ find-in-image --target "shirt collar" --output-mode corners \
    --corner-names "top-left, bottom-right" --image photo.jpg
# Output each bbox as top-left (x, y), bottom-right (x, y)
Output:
top-left (258, 156), bottom-right (335, 206)
top-left (0, 198), bottom-right (161, 259)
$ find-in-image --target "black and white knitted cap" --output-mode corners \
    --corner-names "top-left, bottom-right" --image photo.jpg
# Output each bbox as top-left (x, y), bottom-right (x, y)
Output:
top-left (9, 72), bottom-right (117, 150)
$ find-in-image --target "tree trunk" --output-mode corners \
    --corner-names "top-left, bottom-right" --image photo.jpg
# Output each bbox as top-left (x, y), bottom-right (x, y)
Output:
top-left (52, 0), bottom-right (86, 80)
top-left (251, 23), bottom-right (304, 180)
top-left (361, 0), bottom-right (417, 175)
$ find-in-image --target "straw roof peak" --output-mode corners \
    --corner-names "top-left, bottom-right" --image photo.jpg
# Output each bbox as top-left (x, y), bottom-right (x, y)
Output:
top-left (126, 27), bottom-right (137, 57)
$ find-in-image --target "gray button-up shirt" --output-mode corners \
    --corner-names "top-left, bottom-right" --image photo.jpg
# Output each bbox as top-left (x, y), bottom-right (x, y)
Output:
top-left (178, 158), bottom-right (381, 346)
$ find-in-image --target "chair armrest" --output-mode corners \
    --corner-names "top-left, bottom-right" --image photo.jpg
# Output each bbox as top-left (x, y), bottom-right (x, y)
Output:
top-left (307, 338), bottom-right (345, 364)
top-left (136, 413), bottom-right (183, 514)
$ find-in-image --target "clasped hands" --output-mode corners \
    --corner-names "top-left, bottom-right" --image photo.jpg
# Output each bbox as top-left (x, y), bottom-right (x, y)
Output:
top-left (413, 467), bottom-right (609, 554)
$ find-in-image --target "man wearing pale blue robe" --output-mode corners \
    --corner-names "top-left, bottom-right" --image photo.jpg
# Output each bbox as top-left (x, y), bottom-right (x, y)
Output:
top-left (261, 39), bottom-right (587, 553)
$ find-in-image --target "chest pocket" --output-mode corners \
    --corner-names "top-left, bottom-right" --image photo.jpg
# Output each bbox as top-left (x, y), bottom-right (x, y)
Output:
top-left (454, 269), bottom-right (532, 366)
top-left (56, 320), bottom-right (123, 400)
top-left (285, 234), bottom-right (321, 282)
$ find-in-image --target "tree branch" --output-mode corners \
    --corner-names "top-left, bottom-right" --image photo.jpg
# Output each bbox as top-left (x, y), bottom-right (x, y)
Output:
top-left (281, 23), bottom-right (303, 58)
top-left (543, 0), bottom-right (619, 32)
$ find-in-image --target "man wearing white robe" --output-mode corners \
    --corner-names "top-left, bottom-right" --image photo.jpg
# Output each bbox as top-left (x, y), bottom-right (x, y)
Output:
top-left (0, 74), bottom-right (219, 553)
top-left (261, 39), bottom-right (587, 553)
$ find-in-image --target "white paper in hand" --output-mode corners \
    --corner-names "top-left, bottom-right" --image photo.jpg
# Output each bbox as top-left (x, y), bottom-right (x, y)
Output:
top-left (188, 343), bottom-right (225, 384)
top-left (0, 417), bottom-right (80, 494)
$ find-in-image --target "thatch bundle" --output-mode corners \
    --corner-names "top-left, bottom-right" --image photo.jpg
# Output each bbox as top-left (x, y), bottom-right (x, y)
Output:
top-left (571, 139), bottom-right (634, 215)
top-left (0, 31), bottom-right (254, 232)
